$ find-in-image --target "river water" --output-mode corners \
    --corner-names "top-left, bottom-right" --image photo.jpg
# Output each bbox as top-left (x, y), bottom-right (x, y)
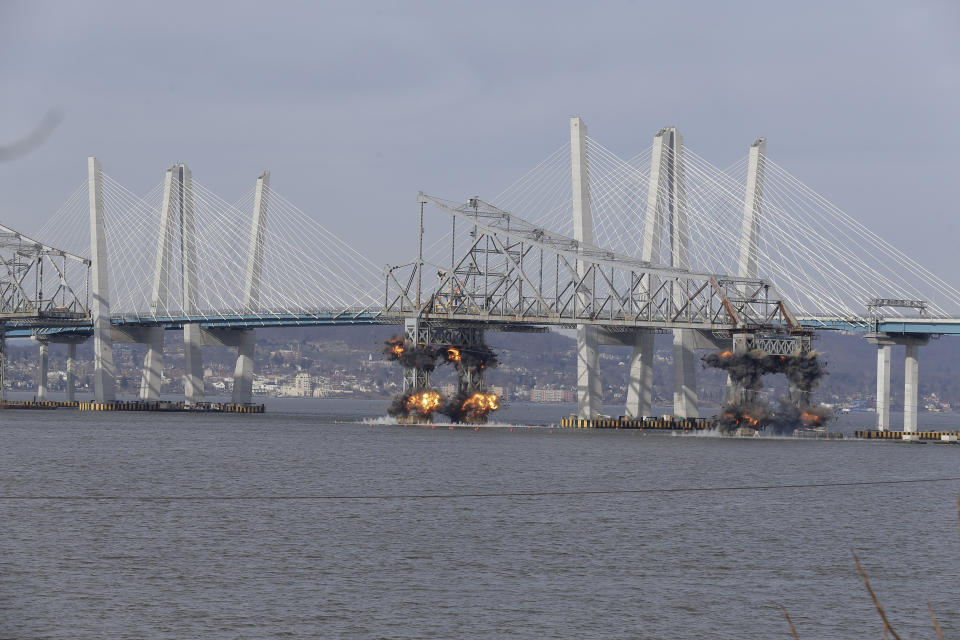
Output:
top-left (2, 398), bottom-right (958, 638)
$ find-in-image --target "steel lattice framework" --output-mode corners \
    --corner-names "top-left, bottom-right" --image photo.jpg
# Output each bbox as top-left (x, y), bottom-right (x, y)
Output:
top-left (0, 223), bottom-right (90, 328)
top-left (384, 194), bottom-right (799, 331)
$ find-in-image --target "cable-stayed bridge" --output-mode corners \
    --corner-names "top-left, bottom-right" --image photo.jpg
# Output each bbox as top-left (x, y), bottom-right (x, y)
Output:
top-left (3, 119), bottom-right (958, 433)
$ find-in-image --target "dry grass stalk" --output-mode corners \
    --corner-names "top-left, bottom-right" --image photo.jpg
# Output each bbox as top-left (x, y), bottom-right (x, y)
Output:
top-left (851, 549), bottom-right (902, 640)
top-left (780, 606), bottom-right (799, 640)
top-left (927, 602), bottom-right (944, 640)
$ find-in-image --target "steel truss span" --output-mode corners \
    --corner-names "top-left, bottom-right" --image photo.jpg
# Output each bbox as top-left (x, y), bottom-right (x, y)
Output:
top-left (385, 194), bottom-right (798, 332)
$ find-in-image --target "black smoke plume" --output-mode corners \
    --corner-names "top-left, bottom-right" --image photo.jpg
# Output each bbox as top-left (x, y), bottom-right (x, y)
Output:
top-left (704, 348), bottom-right (832, 434)
top-left (382, 337), bottom-right (441, 372)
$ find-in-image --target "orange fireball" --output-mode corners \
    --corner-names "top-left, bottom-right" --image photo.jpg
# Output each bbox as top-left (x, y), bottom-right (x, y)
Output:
top-left (462, 392), bottom-right (499, 414)
top-left (405, 390), bottom-right (442, 416)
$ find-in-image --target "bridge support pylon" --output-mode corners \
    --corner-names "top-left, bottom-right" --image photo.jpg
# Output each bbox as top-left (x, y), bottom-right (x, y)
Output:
top-left (625, 330), bottom-right (654, 418)
top-left (866, 333), bottom-right (928, 433)
top-left (34, 339), bottom-right (49, 401)
top-left (231, 170), bottom-right (271, 405)
top-left (232, 330), bottom-right (256, 405)
top-left (639, 127), bottom-right (698, 418)
top-left (88, 157), bottom-right (116, 403)
top-left (904, 341), bottom-right (920, 433)
top-left (571, 116), bottom-right (601, 419)
top-left (139, 327), bottom-right (164, 401)
top-left (876, 343), bottom-right (892, 430)
top-left (66, 343), bottom-right (77, 403)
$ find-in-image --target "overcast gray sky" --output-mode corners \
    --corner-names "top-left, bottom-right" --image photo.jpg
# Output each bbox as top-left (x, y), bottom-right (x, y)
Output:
top-left (1, 1), bottom-right (958, 276)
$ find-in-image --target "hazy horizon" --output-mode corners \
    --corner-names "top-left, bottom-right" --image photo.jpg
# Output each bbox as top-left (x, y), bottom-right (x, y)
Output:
top-left (1, 1), bottom-right (958, 278)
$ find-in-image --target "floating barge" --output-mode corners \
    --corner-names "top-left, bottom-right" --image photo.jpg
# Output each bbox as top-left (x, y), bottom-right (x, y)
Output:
top-left (0, 400), bottom-right (77, 410)
top-left (1, 399), bottom-right (264, 413)
top-left (853, 430), bottom-right (959, 442)
top-left (77, 401), bottom-right (265, 413)
top-left (559, 416), bottom-right (845, 439)
top-left (559, 416), bottom-right (715, 431)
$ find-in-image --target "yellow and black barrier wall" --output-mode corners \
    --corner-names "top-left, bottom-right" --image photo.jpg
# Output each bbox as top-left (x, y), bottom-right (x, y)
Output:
top-left (76, 401), bottom-right (265, 413)
top-left (559, 416), bottom-right (715, 431)
top-left (1, 400), bottom-right (79, 409)
top-left (854, 430), bottom-right (959, 440)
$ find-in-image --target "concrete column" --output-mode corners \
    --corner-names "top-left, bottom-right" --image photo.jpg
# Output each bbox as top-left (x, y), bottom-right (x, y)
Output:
top-left (904, 342), bottom-right (919, 433)
top-left (875, 343), bottom-right (891, 431)
top-left (737, 138), bottom-right (766, 282)
top-left (232, 330), bottom-right (255, 405)
top-left (139, 327), bottom-right (164, 401)
top-left (175, 164), bottom-right (204, 405)
top-left (36, 341), bottom-right (49, 401)
top-left (229, 170), bottom-right (271, 405)
top-left (138, 167), bottom-right (180, 403)
top-left (183, 325), bottom-right (204, 404)
top-left (627, 131), bottom-right (669, 420)
top-left (625, 330), bottom-right (654, 418)
top-left (673, 330), bottom-right (697, 417)
top-left (65, 343), bottom-right (76, 402)
top-left (664, 128), bottom-right (698, 418)
top-left (243, 170), bottom-right (270, 311)
top-left (641, 131), bottom-right (667, 266)
top-left (88, 156), bottom-right (115, 402)
top-left (151, 166), bottom-right (177, 315)
top-left (571, 116), bottom-right (601, 419)
top-left (666, 128), bottom-right (689, 271)
top-left (576, 325), bottom-right (601, 418)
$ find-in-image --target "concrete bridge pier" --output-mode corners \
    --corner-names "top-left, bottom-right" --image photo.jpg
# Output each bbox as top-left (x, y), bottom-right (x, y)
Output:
top-left (66, 343), bottom-right (77, 402)
top-left (875, 342), bottom-right (892, 430)
top-left (34, 339), bottom-right (49, 401)
top-left (673, 329), bottom-right (698, 418)
top-left (227, 169), bottom-right (271, 406)
top-left (232, 330), bottom-right (256, 405)
top-left (570, 117), bottom-right (602, 419)
top-left (867, 333), bottom-right (929, 432)
top-left (139, 327), bottom-right (164, 401)
top-left (903, 340), bottom-right (921, 433)
top-left (625, 330), bottom-right (654, 418)
top-left (88, 157), bottom-right (116, 403)
top-left (183, 325), bottom-right (204, 404)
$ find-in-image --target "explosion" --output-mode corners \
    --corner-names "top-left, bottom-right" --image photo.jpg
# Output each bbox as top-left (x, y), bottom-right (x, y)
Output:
top-left (383, 336), bottom-right (405, 360)
top-left (704, 346), bottom-right (833, 434)
top-left (440, 390), bottom-right (500, 423)
top-left (463, 392), bottom-right (499, 413)
top-left (388, 388), bottom-right (443, 422)
top-left (383, 337), bottom-right (502, 423)
top-left (406, 390), bottom-right (442, 415)
top-left (718, 401), bottom-right (770, 432)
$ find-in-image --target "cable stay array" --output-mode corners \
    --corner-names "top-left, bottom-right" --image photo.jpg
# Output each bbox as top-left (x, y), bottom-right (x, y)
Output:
top-left (484, 135), bottom-right (960, 322)
top-left (28, 133), bottom-right (960, 330)
top-left (35, 171), bottom-right (384, 323)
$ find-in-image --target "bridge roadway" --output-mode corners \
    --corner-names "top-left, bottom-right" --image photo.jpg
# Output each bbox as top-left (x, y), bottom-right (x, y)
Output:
top-left (12, 314), bottom-right (960, 339)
